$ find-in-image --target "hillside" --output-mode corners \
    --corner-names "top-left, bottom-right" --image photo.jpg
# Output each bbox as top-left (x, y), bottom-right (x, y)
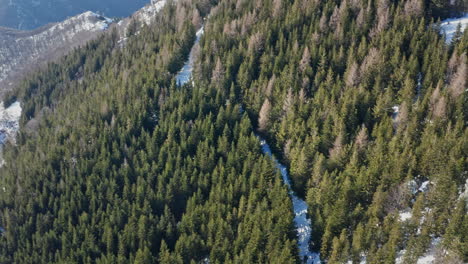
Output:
top-left (0, 0), bottom-right (467, 263)
top-left (0, 0), bottom-right (148, 30)
top-left (0, 12), bottom-right (113, 98)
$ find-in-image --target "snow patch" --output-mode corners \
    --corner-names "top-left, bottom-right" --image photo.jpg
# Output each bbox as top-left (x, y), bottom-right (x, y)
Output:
top-left (459, 178), bottom-right (468, 203)
top-left (0, 101), bottom-right (22, 167)
top-left (399, 210), bottom-right (412, 221)
top-left (0, 101), bottom-right (22, 145)
top-left (116, 0), bottom-right (168, 47)
top-left (408, 180), bottom-right (419, 195)
top-left (417, 237), bottom-right (442, 264)
top-left (439, 13), bottom-right (468, 43)
top-left (419, 181), bottom-right (431, 193)
top-left (395, 237), bottom-right (441, 264)
top-left (138, 0), bottom-right (167, 25)
top-left (346, 255), bottom-right (367, 264)
top-left (48, 11), bottom-right (113, 33)
top-left (395, 249), bottom-right (406, 264)
top-left (392, 105), bottom-right (399, 120)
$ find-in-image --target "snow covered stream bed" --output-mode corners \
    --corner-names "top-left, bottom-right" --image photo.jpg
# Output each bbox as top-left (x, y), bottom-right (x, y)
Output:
top-left (174, 22), bottom-right (320, 263)
top-left (175, 26), bottom-right (204, 85)
top-left (259, 139), bottom-right (321, 264)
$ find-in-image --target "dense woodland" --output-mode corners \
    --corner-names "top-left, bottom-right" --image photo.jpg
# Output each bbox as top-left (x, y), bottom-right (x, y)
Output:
top-left (0, 0), bottom-right (467, 263)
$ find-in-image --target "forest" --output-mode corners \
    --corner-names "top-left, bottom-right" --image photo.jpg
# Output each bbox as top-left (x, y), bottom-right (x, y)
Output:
top-left (0, 0), bottom-right (467, 263)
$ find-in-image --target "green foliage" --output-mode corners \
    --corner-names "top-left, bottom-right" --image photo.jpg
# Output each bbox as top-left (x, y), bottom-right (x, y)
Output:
top-left (191, 0), bottom-right (468, 262)
top-left (1, 0), bottom-right (467, 263)
top-left (0, 0), bottom-right (298, 263)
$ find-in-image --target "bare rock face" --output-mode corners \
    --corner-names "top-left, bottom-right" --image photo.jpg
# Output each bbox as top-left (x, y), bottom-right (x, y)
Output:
top-left (0, 11), bottom-right (113, 98)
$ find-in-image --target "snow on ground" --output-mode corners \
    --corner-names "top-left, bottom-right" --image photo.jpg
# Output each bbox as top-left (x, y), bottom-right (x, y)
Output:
top-left (408, 179), bottom-right (419, 195)
top-left (419, 180), bottom-right (431, 193)
top-left (173, 13), bottom-right (319, 262)
top-left (0, 10), bottom-right (113, 89)
top-left (0, 101), bottom-right (21, 145)
top-left (395, 249), bottom-right (407, 264)
top-left (346, 255), bottom-right (367, 264)
top-left (175, 26), bottom-right (204, 85)
top-left (417, 237), bottom-right (442, 264)
top-left (416, 72), bottom-right (422, 100)
top-left (406, 178), bottom-right (431, 195)
top-left (399, 210), bottom-right (412, 221)
top-left (138, 0), bottom-right (168, 25)
top-left (259, 139), bottom-right (321, 264)
top-left (0, 101), bottom-right (22, 167)
top-left (395, 237), bottom-right (441, 264)
top-left (117, 0), bottom-right (168, 47)
top-left (48, 11), bottom-right (113, 33)
top-left (392, 105), bottom-right (399, 120)
top-left (440, 13), bottom-right (468, 43)
top-left (460, 178), bottom-right (468, 203)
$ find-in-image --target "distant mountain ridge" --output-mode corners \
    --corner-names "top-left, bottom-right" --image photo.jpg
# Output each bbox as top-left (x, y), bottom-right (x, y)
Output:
top-left (0, 11), bottom-right (113, 98)
top-left (0, 0), bottom-right (170, 99)
top-left (0, 0), bottom-right (170, 165)
top-left (0, 0), bottom-right (148, 30)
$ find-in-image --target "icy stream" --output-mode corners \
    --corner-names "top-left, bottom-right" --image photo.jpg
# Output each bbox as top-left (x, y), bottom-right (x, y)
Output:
top-left (259, 139), bottom-right (321, 264)
top-left (175, 26), bottom-right (204, 85)
top-left (174, 23), bottom-right (320, 264)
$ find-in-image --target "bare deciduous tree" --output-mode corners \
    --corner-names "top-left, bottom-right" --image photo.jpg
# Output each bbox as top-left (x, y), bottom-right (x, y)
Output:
top-left (345, 61), bottom-right (360, 87)
top-left (404, 0), bottom-right (424, 17)
top-left (370, 8), bottom-right (389, 38)
top-left (360, 48), bottom-right (380, 76)
top-left (433, 95), bottom-right (447, 119)
top-left (248, 31), bottom-right (264, 55)
top-left (319, 12), bottom-right (328, 32)
top-left (355, 125), bottom-right (368, 150)
top-left (329, 132), bottom-right (344, 160)
top-left (447, 51), bottom-right (458, 78)
top-left (356, 8), bottom-right (366, 28)
top-left (212, 58), bottom-right (225, 84)
top-left (448, 53), bottom-right (467, 98)
top-left (272, 0), bottom-right (283, 17)
top-left (299, 46), bottom-right (311, 73)
top-left (283, 88), bottom-right (294, 115)
top-left (192, 9), bottom-right (202, 28)
top-left (265, 75), bottom-right (275, 97)
top-left (329, 5), bottom-right (340, 30)
top-left (258, 99), bottom-right (272, 132)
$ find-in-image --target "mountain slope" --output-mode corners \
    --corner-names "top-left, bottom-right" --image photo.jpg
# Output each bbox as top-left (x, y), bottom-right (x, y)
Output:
top-left (190, 0), bottom-right (467, 262)
top-left (0, 0), bottom-right (466, 263)
top-left (0, 12), bottom-right (112, 98)
top-left (0, 0), bottom-right (298, 263)
top-left (0, 0), bottom-right (148, 30)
